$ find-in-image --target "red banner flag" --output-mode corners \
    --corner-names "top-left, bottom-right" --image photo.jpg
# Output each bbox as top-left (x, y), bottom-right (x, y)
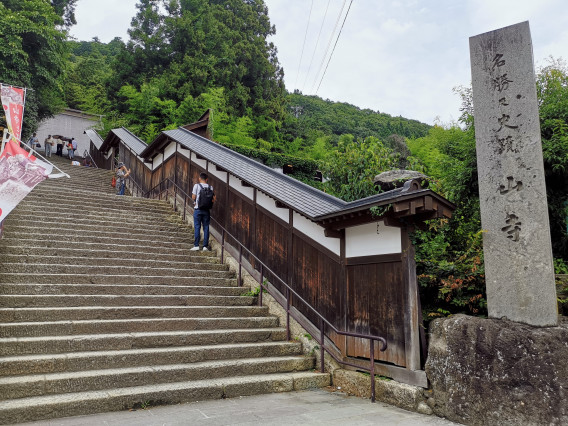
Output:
top-left (1, 84), bottom-right (25, 143)
top-left (0, 140), bottom-right (52, 222)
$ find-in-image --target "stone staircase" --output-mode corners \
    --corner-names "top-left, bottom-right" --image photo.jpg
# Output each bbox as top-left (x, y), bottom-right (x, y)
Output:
top-left (0, 157), bottom-right (329, 424)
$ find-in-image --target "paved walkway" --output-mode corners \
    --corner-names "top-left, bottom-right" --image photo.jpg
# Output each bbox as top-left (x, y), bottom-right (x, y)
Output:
top-left (21, 389), bottom-right (458, 426)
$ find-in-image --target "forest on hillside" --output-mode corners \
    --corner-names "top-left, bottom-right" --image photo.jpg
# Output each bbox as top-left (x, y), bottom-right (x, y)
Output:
top-left (1, 0), bottom-right (567, 319)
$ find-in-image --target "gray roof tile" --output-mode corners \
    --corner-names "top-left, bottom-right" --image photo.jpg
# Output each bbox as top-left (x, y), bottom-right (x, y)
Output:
top-left (112, 128), bottom-right (147, 156)
top-left (84, 129), bottom-right (104, 149)
top-left (162, 128), bottom-right (417, 220)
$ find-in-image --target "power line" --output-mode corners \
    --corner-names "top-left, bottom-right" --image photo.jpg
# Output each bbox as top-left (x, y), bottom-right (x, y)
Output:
top-left (309, 0), bottom-right (347, 93)
top-left (315, 0), bottom-right (354, 94)
top-left (301, 0), bottom-right (331, 93)
top-left (293, 0), bottom-right (314, 92)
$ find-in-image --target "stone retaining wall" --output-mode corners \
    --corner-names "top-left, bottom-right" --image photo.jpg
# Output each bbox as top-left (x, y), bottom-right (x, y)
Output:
top-left (425, 314), bottom-right (568, 425)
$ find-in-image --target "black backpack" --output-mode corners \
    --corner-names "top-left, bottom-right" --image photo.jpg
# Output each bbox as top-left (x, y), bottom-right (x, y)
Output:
top-left (198, 184), bottom-right (214, 210)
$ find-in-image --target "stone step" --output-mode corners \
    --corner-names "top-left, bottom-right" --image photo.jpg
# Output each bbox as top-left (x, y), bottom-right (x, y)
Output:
top-left (0, 255), bottom-right (224, 270)
top-left (0, 263), bottom-right (233, 279)
top-left (0, 293), bottom-right (252, 308)
top-left (8, 211), bottom-right (176, 229)
top-left (41, 175), bottom-right (115, 186)
top-left (0, 273), bottom-right (231, 285)
top-left (25, 187), bottom-right (166, 204)
top-left (0, 356), bottom-right (314, 401)
top-left (0, 305), bottom-right (269, 323)
top-left (15, 199), bottom-right (173, 216)
top-left (4, 214), bottom-right (190, 232)
top-left (0, 246), bottom-right (218, 263)
top-left (0, 316), bottom-right (280, 337)
top-left (0, 283), bottom-right (244, 297)
top-left (0, 372), bottom-right (330, 425)
top-left (0, 341), bottom-right (301, 377)
top-left (3, 225), bottom-right (193, 242)
top-left (36, 184), bottom-right (116, 195)
top-left (4, 217), bottom-right (192, 235)
top-left (2, 235), bottom-right (196, 251)
top-left (21, 193), bottom-right (173, 212)
top-left (0, 328), bottom-right (287, 356)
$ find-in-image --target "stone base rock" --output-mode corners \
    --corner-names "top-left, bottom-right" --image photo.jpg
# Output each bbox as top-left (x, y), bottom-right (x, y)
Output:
top-left (426, 314), bottom-right (568, 425)
top-left (332, 369), bottom-right (432, 414)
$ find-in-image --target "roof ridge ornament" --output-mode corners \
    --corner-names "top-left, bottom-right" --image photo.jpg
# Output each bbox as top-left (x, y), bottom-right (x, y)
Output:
top-left (400, 178), bottom-right (423, 193)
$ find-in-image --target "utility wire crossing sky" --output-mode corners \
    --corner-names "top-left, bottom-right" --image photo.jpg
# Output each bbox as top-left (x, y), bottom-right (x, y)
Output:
top-left (70, 0), bottom-right (568, 126)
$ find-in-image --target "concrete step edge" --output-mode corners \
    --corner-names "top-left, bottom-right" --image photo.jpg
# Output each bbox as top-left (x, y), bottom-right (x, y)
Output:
top-left (0, 372), bottom-right (330, 425)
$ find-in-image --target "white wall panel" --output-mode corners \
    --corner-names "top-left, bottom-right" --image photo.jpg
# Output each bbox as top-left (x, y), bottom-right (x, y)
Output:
top-left (152, 153), bottom-right (163, 169)
top-left (163, 141), bottom-right (177, 160)
top-left (293, 212), bottom-right (340, 256)
top-left (229, 175), bottom-right (254, 200)
top-left (345, 221), bottom-right (401, 257)
top-left (191, 152), bottom-right (207, 169)
top-left (208, 167), bottom-right (227, 182)
top-left (178, 146), bottom-right (190, 159)
top-left (257, 191), bottom-right (289, 224)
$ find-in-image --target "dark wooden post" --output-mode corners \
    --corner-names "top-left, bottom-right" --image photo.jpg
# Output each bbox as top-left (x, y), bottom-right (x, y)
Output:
top-left (401, 225), bottom-right (420, 371)
top-left (339, 229), bottom-right (347, 357)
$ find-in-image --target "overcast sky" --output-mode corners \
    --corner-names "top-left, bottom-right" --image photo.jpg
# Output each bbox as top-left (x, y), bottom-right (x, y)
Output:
top-left (69, 0), bottom-right (568, 126)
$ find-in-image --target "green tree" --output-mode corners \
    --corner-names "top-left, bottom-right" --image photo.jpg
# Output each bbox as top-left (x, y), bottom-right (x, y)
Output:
top-left (537, 58), bottom-right (568, 258)
top-left (109, 0), bottom-right (285, 128)
top-left (0, 0), bottom-right (69, 136)
top-left (322, 136), bottom-right (398, 201)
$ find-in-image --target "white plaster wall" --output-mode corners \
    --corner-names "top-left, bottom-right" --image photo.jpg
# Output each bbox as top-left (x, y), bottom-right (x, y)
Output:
top-left (293, 212), bottom-right (340, 256)
top-left (163, 141), bottom-right (177, 161)
top-left (345, 221), bottom-right (401, 257)
top-left (37, 113), bottom-right (100, 158)
top-left (229, 175), bottom-right (254, 200)
top-left (257, 191), bottom-right (289, 224)
top-left (191, 153), bottom-right (207, 170)
top-left (153, 153), bottom-right (163, 169)
top-left (178, 147), bottom-right (190, 159)
top-left (208, 167), bottom-right (227, 182)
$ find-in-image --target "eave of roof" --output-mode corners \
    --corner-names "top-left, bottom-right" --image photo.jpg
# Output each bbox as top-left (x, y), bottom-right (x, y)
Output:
top-left (84, 129), bottom-right (104, 149)
top-left (100, 127), bottom-right (147, 156)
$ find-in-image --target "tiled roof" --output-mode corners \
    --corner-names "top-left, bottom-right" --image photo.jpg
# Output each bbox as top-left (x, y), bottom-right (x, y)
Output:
top-left (163, 128), bottom-right (422, 220)
top-left (112, 127), bottom-right (147, 156)
top-left (84, 129), bottom-right (104, 149)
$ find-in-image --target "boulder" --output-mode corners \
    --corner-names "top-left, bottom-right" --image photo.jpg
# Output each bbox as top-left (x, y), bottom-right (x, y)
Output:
top-left (426, 314), bottom-right (568, 425)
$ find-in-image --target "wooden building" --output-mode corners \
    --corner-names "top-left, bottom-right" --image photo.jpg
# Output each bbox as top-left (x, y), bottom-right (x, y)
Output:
top-left (91, 125), bottom-right (455, 387)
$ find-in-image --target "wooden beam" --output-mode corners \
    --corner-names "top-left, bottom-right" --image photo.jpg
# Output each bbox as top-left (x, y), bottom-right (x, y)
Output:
top-left (394, 201), bottom-right (410, 213)
top-left (215, 165), bottom-right (227, 172)
top-left (324, 229), bottom-right (343, 239)
top-left (241, 181), bottom-right (253, 187)
top-left (275, 200), bottom-right (287, 209)
top-left (383, 216), bottom-right (403, 228)
top-left (196, 154), bottom-right (206, 160)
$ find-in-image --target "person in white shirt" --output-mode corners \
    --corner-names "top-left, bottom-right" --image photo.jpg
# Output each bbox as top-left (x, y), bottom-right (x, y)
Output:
top-left (190, 172), bottom-right (215, 251)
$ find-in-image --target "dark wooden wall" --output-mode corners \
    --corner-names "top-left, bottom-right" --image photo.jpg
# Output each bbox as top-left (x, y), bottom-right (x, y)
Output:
top-left (346, 255), bottom-right (406, 366)
top-left (114, 138), bottom-right (412, 369)
top-left (89, 142), bottom-right (112, 169)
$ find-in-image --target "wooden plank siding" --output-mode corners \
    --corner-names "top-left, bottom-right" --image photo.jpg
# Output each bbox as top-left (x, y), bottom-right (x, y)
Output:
top-left (108, 137), bottom-right (423, 377)
top-left (346, 257), bottom-right (406, 366)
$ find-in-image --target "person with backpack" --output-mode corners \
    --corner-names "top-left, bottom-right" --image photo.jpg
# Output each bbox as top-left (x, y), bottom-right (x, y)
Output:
top-left (191, 172), bottom-right (215, 251)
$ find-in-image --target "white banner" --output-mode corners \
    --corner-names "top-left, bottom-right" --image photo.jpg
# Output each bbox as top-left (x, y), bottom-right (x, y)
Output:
top-left (0, 140), bottom-right (51, 222)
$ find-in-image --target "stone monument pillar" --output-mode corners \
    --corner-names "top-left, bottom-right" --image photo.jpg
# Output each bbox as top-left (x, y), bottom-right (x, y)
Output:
top-left (469, 21), bottom-right (558, 326)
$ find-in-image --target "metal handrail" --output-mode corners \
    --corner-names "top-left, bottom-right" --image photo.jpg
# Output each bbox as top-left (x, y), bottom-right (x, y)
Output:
top-left (82, 149), bottom-right (99, 168)
top-left (139, 177), bottom-right (388, 402)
